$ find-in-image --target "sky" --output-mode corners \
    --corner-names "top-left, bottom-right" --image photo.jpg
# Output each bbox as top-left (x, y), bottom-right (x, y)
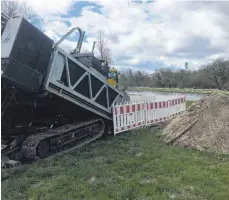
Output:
top-left (26, 0), bottom-right (229, 73)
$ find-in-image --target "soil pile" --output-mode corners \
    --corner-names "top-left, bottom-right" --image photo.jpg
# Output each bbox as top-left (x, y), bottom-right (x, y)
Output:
top-left (162, 94), bottom-right (229, 154)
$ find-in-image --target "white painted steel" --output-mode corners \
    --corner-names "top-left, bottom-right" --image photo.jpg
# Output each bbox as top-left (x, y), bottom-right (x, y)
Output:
top-left (1, 18), bottom-right (22, 58)
top-left (113, 96), bottom-right (186, 135)
top-left (113, 101), bottom-right (146, 134)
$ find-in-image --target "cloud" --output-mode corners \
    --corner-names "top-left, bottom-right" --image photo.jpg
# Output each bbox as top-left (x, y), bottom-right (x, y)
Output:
top-left (114, 64), bottom-right (155, 74)
top-left (26, 0), bottom-right (75, 17)
top-left (31, 0), bottom-right (229, 72)
top-left (43, 20), bottom-right (71, 36)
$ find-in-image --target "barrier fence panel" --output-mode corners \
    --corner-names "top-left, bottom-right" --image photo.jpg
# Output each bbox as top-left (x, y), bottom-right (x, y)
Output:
top-left (169, 96), bottom-right (186, 118)
top-left (113, 101), bottom-right (146, 135)
top-left (145, 101), bottom-right (169, 125)
top-left (112, 96), bottom-right (186, 135)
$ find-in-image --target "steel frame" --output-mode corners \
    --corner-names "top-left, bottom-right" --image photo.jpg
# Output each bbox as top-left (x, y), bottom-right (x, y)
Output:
top-left (44, 47), bottom-right (124, 119)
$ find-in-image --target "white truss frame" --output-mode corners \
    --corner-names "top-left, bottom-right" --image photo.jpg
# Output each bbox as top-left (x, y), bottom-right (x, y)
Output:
top-left (43, 47), bottom-right (124, 119)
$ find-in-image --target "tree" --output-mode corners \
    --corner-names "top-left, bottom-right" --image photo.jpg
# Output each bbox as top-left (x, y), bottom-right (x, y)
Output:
top-left (1, 0), bottom-right (36, 20)
top-left (118, 58), bottom-right (229, 90)
top-left (96, 30), bottom-right (112, 64)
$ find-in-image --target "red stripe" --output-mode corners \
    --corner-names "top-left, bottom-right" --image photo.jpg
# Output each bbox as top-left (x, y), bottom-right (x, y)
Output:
top-left (142, 104), bottom-right (145, 110)
top-left (120, 106), bottom-right (124, 114)
top-left (132, 105), bottom-right (135, 112)
top-left (126, 105), bottom-right (130, 113)
top-left (127, 125), bottom-right (131, 129)
top-left (163, 102), bottom-right (166, 108)
top-left (115, 107), bottom-right (118, 115)
top-left (137, 104), bottom-right (140, 111)
top-left (147, 103), bottom-right (149, 110)
top-left (159, 102), bottom-right (161, 108)
top-left (155, 102), bottom-right (158, 109)
top-left (150, 103), bottom-right (153, 109)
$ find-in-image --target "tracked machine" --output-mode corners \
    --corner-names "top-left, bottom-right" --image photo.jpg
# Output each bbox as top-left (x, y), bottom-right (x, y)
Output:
top-left (1, 14), bottom-right (130, 166)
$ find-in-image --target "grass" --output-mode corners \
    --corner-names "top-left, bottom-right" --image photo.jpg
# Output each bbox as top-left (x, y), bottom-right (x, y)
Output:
top-left (129, 87), bottom-right (229, 95)
top-left (2, 127), bottom-right (229, 200)
top-left (186, 100), bottom-right (194, 108)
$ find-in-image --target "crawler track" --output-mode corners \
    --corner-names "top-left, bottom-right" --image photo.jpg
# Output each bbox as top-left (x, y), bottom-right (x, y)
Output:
top-left (2, 119), bottom-right (105, 169)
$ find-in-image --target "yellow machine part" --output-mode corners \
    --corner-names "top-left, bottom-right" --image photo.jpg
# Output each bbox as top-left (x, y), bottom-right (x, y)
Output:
top-left (110, 67), bottom-right (117, 72)
top-left (107, 78), bottom-right (117, 87)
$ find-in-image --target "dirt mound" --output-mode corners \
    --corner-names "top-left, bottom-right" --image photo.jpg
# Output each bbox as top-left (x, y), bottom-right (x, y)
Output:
top-left (162, 94), bottom-right (229, 154)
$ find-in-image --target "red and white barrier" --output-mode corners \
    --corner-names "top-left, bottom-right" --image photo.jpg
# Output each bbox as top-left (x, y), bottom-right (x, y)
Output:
top-left (168, 96), bottom-right (186, 117)
top-left (113, 101), bottom-right (146, 134)
top-left (112, 96), bottom-right (186, 135)
top-left (145, 101), bottom-right (169, 125)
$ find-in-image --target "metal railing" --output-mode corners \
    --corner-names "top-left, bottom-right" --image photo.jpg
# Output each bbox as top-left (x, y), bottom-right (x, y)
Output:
top-left (112, 96), bottom-right (186, 135)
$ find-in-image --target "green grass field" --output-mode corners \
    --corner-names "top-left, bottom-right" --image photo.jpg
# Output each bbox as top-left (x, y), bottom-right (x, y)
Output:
top-left (2, 125), bottom-right (229, 200)
top-left (129, 87), bottom-right (229, 95)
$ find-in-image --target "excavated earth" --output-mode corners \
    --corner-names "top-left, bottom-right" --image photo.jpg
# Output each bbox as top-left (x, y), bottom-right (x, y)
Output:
top-left (162, 94), bottom-right (229, 154)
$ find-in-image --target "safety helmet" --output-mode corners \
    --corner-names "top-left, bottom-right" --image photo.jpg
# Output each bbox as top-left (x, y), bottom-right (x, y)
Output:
top-left (110, 67), bottom-right (117, 72)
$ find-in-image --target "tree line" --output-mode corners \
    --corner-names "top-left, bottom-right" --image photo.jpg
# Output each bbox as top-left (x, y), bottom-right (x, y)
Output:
top-left (119, 58), bottom-right (229, 90)
top-left (1, 0), bottom-right (35, 20)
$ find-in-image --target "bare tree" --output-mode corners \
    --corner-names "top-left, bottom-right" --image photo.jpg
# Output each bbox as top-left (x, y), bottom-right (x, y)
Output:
top-left (96, 30), bottom-right (112, 64)
top-left (1, 0), bottom-right (36, 20)
top-left (118, 58), bottom-right (229, 90)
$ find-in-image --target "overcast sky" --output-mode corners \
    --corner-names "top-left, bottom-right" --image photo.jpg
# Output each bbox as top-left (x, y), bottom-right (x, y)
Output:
top-left (26, 0), bottom-right (229, 72)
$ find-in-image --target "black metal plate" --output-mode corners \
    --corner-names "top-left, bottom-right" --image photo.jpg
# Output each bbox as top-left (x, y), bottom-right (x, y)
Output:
top-left (10, 18), bottom-right (53, 75)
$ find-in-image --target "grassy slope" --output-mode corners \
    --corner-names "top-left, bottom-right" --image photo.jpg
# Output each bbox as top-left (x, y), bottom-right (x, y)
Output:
top-left (129, 87), bottom-right (229, 95)
top-left (2, 127), bottom-right (229, 200)
top-left (186, 100), bottom-right (194, 108)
